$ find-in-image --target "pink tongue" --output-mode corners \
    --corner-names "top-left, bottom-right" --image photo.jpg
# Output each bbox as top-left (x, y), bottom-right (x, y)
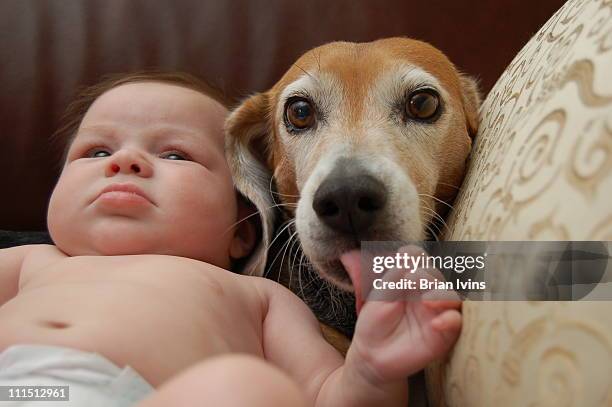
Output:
top-left (339, 250), bottom-right (364, 315)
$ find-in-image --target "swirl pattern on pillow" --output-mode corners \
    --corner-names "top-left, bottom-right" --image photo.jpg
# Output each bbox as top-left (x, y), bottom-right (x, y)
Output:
top-left (447, 0), bottom-right (612, 241)
top-left (428, 0), bottom-right (612, 406)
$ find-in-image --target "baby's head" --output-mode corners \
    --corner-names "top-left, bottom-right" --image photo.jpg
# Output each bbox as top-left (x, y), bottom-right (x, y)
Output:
top-left (48, 72), bottom-right (255, 268)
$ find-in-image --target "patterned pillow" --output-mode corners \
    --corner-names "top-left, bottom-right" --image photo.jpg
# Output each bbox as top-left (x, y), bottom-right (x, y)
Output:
top-left (447, 0), bottom-right (611, 241)
top-left (428, 0), bottom-right (612, 405)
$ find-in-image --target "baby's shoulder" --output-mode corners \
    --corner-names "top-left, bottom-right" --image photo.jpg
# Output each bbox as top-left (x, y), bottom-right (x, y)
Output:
top-left (240, 274), bottom-right (292, 295)
top-left (242, 275), bottom-right (311, 312)
top-left (21, 244), bottom-right (68, 272)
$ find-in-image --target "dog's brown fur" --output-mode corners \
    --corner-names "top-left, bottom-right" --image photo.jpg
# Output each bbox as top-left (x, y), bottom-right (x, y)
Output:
top-left (225, 38), bottom-right (480, 349)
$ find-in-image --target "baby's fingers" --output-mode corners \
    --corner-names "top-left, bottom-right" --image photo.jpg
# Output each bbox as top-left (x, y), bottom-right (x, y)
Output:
top-left (430, 309), bottom-right (462, 333)
top-left (422, 299), bottom-right (462, 311)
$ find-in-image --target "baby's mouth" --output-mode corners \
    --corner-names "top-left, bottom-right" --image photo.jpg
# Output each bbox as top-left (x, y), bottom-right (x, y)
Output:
top-left (95, 183), bottom-right (155, 207)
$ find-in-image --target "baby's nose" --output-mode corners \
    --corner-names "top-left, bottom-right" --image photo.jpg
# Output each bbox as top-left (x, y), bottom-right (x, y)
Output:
top-left (105, 150), bottom-right (153, 178)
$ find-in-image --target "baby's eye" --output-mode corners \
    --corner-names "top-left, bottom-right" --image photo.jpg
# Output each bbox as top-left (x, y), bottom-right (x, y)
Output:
top-left (86, 148), bottom-right (111, 158)
top-left (160, 151), bottom-right (190, 161)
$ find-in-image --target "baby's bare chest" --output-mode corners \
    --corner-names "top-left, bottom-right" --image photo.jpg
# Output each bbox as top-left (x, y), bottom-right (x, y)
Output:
top-left (0, 255), bottom-right (266, 385)
top-left (15, 254), bottom-right (264, 337)
top-left (24, 255), bottom-right (243, 298)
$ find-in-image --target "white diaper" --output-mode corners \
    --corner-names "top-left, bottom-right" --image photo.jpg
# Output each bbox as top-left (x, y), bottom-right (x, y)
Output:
top-left (0, 344), bottom-right (154, 406)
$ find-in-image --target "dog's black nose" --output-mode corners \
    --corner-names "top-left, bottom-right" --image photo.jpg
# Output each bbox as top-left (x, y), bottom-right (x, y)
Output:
top-left (313, 170), bottom-right (387, 235)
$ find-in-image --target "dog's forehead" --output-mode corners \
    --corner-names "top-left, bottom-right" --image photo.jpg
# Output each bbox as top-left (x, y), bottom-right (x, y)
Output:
top-left (272, 38), bottom-right (461, 100)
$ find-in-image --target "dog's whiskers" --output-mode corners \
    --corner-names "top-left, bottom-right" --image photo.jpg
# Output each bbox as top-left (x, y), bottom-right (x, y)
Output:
top-left (426, 224), bottom-right (440, 241)
top-left (296, 255), bottom-right (326, 301)
top-left (325, 283), bottom-right (337, 317)
top-left (287, 231), bottom-right (303, 288)
top-left (417, 192), bottom-right (455, 212)
top-left (263, 220), bottom-right (297, 278)
top-left (420, 206), bottom-right (447, 230)
top-left (418, 198), bottom-right (450, 240)
top-left (296, 251), bottom-right (307, 298)
top-left (268, 202), bottom-right (298, 210)
top-left (222, 210), bottom-right (262, 235)
top-left (268, 175), bottom-right (282, 208)
top-left (420, 207), bottom-right (447, 237)
top-left (277, 229), bottom-right (300, 283)
top-left (265, 219), bottom-right (296, 252)
top-left (270, 190), bottom-right (300, 199)
top-left (221, 202), bottom-right (297, 237)
top-left (419, 196), bottom-right (450, 224)
top-left (293, 63), bottom-right (320, 85)
top-left (436, 181), bottom-right (466, 195)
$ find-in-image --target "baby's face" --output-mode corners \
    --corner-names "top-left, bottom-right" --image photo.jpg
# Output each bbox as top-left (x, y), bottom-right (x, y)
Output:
top-left (48, 82), bottom-right (238, 267)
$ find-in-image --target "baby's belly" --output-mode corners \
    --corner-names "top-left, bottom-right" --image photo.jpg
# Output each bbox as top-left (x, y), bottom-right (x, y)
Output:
top-left (0, 259), bottom-right (264, 387)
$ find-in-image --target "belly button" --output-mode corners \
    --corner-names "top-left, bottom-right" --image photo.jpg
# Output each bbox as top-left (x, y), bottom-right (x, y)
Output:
top-left (41, 321), bottom-right (71, 329)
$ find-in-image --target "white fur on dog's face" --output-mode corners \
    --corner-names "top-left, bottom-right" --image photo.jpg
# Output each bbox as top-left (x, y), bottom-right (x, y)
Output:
top-left (278, 66), bottom-right (455, 288)
top-left (225, 38), bottom-right (480, 288)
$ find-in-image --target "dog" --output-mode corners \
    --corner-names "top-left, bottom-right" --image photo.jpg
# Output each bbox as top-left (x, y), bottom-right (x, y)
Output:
top-left (225, 37), bottom-right (480, 346)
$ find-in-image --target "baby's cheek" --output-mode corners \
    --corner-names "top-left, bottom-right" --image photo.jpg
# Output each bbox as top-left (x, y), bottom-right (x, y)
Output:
top-left (168, 186), bottom-right (236, 266)
top-left (47, 175), bottom-right (83, 254)
top-left (170, 173), bottom-right (236, 228)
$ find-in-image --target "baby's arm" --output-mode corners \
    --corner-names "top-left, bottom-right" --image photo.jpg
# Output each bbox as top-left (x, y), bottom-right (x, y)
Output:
top-left (0, 245), bottom-right (34, 306)
top-left (260, 281), bottom-right (344, 404)
top-left (261, 281), bottom-right (408, 407)
top-left (261, 272), bottom-right (461, 406)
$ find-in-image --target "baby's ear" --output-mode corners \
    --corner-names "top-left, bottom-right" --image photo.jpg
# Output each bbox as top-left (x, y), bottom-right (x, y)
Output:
top-left (229, 194), bottom-right (259, 261)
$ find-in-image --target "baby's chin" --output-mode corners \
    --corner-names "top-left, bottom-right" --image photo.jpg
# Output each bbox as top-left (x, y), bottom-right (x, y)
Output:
top-left (53, 234), bottom-right (226, 266)
top-left (54, 240), bottom-right (158, 258)
top-left (50, 229), bottom-right (164, 257)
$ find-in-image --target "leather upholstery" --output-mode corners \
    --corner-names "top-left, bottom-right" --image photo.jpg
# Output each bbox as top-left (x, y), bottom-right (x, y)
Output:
top-left (0, 0), bottom-right (564, 230)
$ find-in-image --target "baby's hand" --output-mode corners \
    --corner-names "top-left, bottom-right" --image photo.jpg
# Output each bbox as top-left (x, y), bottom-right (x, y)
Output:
top-left (345, 246), bottom-right (462, 385)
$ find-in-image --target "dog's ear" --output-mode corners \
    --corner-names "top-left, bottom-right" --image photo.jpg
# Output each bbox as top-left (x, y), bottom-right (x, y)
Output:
top-left (459, 74), bottom-right (481, 138)
top-left (225, 92), bottom-right (276, 277)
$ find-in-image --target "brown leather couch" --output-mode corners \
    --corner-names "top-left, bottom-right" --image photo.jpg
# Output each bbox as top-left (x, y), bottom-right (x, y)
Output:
top-left (1, 0), bottom-right (565, 232)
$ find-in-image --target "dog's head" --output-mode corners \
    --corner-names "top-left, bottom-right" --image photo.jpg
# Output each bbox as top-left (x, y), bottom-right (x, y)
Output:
top-left (226, 37), bottom-right (480, 291)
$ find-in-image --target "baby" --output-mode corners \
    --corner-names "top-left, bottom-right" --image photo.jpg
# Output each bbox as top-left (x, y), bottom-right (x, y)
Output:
top-left (0, 72), bottom-right (461, 407)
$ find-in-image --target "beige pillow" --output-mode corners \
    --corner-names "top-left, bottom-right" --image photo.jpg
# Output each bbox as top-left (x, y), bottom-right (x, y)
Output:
top-left (429, 0), bottom-right (612, 405)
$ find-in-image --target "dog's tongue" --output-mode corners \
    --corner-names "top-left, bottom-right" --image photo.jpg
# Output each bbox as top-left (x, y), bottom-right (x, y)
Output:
top-left (340, 250), bottom-right (364, 315)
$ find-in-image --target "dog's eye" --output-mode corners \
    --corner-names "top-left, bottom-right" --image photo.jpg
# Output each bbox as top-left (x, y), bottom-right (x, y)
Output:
top-left (406, 90), bottom-right (440, 121)
top-left (285, 98), bottom-right (315, 130)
